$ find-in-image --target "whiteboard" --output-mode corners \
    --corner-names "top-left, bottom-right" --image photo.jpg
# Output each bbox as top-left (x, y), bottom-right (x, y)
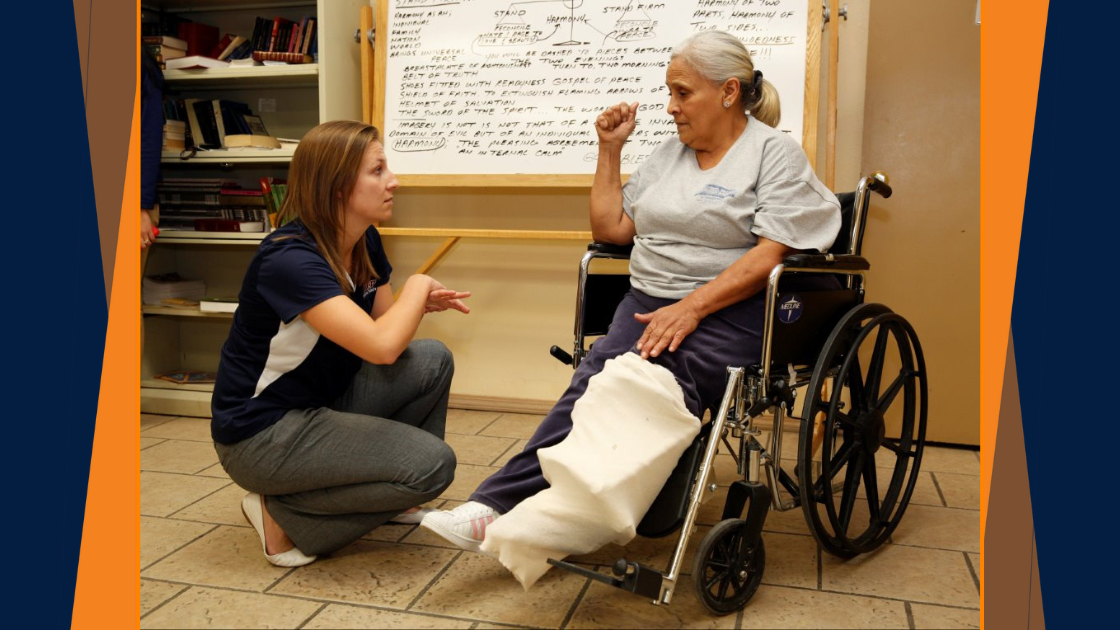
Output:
top-left (382, 0), bottom-right (810, 175)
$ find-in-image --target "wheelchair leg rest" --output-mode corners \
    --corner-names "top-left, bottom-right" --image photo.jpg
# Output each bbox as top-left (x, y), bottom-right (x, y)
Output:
top-left (722, 480), bottom-right (772, 544)
top-left (547, 558), bottom-right (664, 601)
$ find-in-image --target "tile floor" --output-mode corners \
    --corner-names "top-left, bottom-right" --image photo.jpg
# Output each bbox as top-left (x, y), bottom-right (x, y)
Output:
top-left (140, 409), bottom-right (981, 629)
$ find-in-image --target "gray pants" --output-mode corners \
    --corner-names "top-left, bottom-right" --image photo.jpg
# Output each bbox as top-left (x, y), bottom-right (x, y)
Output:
top-left (215, 339), bottom-right (457, 556)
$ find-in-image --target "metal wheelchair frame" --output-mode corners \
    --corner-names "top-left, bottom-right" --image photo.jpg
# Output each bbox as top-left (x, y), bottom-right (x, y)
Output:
top-left (547, 173), bottom-right (929, 614)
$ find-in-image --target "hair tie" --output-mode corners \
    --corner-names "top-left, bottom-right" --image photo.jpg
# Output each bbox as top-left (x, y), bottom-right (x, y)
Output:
top-left (753, 70), bottom-right (764, 91)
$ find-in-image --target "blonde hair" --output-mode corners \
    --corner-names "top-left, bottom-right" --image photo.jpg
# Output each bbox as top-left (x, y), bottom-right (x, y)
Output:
top-left (278, 120), bottom-right (381, 293)
top-left (671, 30), bottom-right (781, 128)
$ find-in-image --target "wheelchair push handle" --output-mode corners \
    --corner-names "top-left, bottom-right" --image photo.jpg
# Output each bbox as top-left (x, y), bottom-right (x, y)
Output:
top-left (867, 171), bottom-right (892, 198)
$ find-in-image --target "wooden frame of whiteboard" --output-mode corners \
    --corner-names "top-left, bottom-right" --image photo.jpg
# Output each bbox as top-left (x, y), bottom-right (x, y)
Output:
top-left (369, 0), bottom-right (824, 187)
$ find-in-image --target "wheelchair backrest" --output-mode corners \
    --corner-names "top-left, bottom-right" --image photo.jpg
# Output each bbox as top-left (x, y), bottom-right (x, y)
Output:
top-left (831, 192), bottom-right (857, 256)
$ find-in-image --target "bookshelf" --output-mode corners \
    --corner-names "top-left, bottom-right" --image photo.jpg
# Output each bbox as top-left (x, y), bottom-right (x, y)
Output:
top-left (142, 0), bottom-right (369, 417)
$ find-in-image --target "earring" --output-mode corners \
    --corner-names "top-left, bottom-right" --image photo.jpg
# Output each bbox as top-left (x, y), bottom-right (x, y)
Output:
top-left (723, 101), bottom-right (731, 108)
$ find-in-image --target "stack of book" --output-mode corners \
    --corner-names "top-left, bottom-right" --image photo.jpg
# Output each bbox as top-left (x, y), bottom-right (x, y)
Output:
top-left (142, 272), bottom-right (207, 306)
top-left (143, 35), bottom-right (188, 69)
top-left (250, 15), bottom-right (316, 63)
top-left (163, 120), bottom-right (186, 152)
top-left (260, 177), bottom-right (289, 228)
top-left (168, 98), bottom-right (273, 151)
top-left (157, 179), bottom-right (273, 233)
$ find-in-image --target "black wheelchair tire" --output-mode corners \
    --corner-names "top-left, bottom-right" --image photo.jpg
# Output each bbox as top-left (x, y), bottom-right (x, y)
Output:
top-left (691, 519), bottom-right (766, 615)
top-left (798, 303), bottom-right (928, 557)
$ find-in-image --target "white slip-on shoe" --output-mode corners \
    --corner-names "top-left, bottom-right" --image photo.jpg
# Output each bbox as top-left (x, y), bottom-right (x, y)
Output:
top-left (419, 501), bottom-right (500, 553)
top-left (240, 492), bottom-right (317, 568)
top-left (388, 507), bottom-right (434, 525)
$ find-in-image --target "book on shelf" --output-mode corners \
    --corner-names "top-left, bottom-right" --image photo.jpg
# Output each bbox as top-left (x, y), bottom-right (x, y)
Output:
top-left (195, 218), bottom-right (265, 232)
top-left (158, 297), bottom-right (200, 309)
top-left (217, 36), bottom-right (249, 60)
top-left (147, 44), bottom-right (186, 63)
top-left (217, 100), bottom-right (253, 139)
top-left (142, 35), bottom-right (188, 51)
top-left (154, 370), bottom-right (217, 384)
top-left (228, 38), bottom-right (254, 61)
top-left (242, 114), bottom-right (269, 136)
top-left (301, 19), bottom-right (316, 56)
top-left (224, 134), bottom-right (281, 150)
top-left (267, 17), bottom-right (295, 52)
top-left (177, 21), bottom-right (220, 57)
top-left (199, 297), bottom-right (240, 313)
top-left (191, 100), bottom-right (222, 148)
top-left (252, 51), bottom-right (313, 64)
top-left (142, 272), bottom-right (206, 305)
top-left (165, 55), bottom-right (230, 70)
top-left (229, 57), bottom-right (262, 68)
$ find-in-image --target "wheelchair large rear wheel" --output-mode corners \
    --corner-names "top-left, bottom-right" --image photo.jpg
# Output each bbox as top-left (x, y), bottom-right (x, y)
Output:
top-left (691, 518), bottom-right (765, 615)
top-left (798, 303), bottom-right (928, 557)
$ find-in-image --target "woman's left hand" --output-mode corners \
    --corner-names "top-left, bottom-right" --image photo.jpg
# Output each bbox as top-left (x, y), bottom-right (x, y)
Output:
top-left (426, 288), bottom-right (472, 314)
top-left (634, 302), bottom-right (702, 359)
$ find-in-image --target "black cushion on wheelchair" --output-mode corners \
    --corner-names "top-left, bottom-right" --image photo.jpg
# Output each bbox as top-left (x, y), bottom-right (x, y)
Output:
top-left (782, 253), bottom-right (870, 271)
top-left (831, 192), bottom-right (856, 255)
top-left (583, 274), bottom-right (632, 336)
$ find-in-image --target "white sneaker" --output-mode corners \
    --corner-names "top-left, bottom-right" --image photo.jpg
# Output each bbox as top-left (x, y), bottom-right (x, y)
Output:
top-left (420, 501), bottom-right (500, 553)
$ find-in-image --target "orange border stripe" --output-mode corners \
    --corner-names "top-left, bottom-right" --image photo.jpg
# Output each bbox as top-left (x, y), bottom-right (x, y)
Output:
top-left (981, 0), bottom-right (1048, 621)
top-left (71, 26), bottom-right (141, 630)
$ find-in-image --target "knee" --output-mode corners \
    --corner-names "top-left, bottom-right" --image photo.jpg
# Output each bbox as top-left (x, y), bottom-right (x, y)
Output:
top-left (410, 339), bottom-right (454, 382)
top-left (414, 439), bottom-right (457, 497)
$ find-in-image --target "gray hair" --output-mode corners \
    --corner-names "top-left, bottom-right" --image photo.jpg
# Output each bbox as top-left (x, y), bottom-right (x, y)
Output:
top-left (670, 30), bottom-right (781, 127)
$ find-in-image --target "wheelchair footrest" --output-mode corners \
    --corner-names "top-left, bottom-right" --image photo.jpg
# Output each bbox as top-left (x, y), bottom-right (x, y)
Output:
top-left (547, 558), bottom-right (664, 600)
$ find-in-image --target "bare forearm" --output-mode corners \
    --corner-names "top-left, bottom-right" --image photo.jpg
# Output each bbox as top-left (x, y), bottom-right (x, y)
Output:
top-left (590, 145), bottom-right (628, 243)
top-left (682, 241), bottom-right (792, 318)
top-left (303, 276), bottom-right (432, 365)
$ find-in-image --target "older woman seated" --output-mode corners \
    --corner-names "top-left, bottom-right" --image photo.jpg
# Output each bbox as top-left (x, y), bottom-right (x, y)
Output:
top-left (422, 30), bottom-right (841, 551)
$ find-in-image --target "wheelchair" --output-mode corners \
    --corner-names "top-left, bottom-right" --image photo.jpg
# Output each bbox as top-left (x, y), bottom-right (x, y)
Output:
top-left (545, 173), bottom-right (928, 615)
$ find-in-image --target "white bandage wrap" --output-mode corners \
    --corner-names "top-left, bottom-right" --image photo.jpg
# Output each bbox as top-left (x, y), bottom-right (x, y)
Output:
top-left (481, 352), bottom-right (700, 588)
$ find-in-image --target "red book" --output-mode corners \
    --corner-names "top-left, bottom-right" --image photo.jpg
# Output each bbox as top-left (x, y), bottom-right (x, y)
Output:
top-left (268, 17), bottom-right (293, 52)
top-left (209, 34), bottom-right (233, 59)
top-left (177, 22), bottom-right (220, 57)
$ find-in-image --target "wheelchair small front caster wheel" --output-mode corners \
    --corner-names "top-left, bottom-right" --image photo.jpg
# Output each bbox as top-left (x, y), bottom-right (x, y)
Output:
top-left (691, 518), bottom-right (765, 615)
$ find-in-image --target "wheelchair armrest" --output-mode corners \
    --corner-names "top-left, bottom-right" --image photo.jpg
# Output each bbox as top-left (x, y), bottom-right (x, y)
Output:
top-left (588, 242), bottom-right (633, 257)
top-left (782, 253), bottom-right (870, 271)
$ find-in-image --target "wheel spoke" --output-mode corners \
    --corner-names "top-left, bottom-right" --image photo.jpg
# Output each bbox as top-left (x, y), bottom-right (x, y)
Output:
top-left (863, 462), bottom-right (881, 523)
top-left (825, 440), bottom-right (855, 482)
top-left (848, 354), bottom-right (866, 410)
top-left (838, 450), bottom-right (865, 530)
top-left (834, 409), bottom-right (858, 430)
top-left (881, 438), bottom-right (916, 458)
top-left (876, 369), bottom-right (910, 413)
top-left (864, 325), bottom-right (891, 407)
top-left (705, 569), bottom-right (728, 591)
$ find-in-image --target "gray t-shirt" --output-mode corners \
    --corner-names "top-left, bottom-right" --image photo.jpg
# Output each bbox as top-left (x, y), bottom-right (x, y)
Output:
top-left (622, 117), bottom-right (840, 299)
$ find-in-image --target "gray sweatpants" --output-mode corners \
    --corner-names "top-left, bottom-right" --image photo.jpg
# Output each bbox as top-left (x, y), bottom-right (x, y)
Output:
top-left (215, 339), bottom-right (457, 556)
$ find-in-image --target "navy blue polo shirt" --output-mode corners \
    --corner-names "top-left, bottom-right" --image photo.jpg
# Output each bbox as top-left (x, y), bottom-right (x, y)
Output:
top-left (211, 221), bottom-right (392, 444)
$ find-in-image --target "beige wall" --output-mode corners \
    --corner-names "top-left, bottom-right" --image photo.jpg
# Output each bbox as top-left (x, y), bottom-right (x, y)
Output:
top-left (386, 0), bottom-right (980, 445)
top-left (861, 0), bottom-right (981, 444)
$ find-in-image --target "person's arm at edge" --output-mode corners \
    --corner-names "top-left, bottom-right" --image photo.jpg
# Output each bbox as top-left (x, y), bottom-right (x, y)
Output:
top-left (590, 101), bottom-right (638, 245)
top-left (635, 237), bottom-right (794, 358)
top-left (302, 275), bottom-right (443, 365)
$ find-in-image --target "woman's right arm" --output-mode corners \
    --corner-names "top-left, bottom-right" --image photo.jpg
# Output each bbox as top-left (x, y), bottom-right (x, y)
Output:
top-left (590, 101), bottom-right (639, 245)
top-left (302, 274), bottom-right (468, 365)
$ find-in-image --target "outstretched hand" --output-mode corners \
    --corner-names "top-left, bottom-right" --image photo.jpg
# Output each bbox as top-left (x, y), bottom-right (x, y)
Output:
top-left (595, 101), bottom-right (640, 146)
top-left (634, 301), bottom-right (701, 359)
top-left (426, 288), bottom-right (471, 314)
